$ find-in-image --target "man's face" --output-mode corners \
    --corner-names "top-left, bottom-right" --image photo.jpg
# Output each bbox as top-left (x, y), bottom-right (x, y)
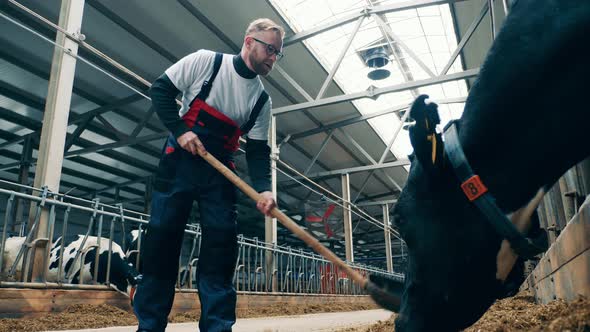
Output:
top-left (247, 30), bottom-right (283, 76)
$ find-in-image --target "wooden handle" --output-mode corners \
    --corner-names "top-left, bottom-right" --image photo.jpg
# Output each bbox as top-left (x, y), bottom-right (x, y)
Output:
top-left (200, 152), bottom-right (368, 287)
top-left (496, 188), bottom-right (546, 281)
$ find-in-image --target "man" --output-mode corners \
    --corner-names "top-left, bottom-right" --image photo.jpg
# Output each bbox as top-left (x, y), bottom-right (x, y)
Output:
top-left (133, 18), bottom-right (284, 332)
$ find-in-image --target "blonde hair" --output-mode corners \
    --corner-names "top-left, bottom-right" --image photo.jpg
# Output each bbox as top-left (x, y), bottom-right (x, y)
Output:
top-left (245, 18), bottom-right (285, 38)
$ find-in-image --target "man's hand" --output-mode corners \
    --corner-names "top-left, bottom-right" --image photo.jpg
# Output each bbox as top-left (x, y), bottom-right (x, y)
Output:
top-left (177, 131), bottom-right (207, 156)
top-left (256, 191), bottom-right (276, 216)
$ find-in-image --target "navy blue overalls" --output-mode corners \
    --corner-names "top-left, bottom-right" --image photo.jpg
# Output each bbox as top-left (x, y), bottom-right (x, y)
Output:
top-left (134, 53), bottom-right (269, 332)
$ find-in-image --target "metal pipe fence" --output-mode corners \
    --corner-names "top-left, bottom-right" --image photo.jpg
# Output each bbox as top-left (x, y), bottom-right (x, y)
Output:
top-left (0, 183), bottom-right (403, 295)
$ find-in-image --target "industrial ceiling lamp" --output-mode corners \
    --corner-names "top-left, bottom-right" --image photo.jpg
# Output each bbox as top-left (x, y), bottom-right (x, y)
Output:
top-left (364, 46), bottom-right (391, 80)
top-left (357, 41), bottom-right (393, 80)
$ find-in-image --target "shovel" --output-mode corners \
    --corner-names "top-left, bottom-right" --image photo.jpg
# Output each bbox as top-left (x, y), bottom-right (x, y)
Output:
top-left (199, 150), bottom-right (402, 311)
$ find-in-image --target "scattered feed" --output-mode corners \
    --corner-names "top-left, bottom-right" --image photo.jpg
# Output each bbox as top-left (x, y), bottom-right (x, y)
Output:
top-left (335, 293), bottom-right (590, 332)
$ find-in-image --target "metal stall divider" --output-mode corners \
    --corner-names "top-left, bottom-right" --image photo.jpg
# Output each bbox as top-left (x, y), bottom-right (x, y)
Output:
top-left (1, 185), bottom-right (401, 294)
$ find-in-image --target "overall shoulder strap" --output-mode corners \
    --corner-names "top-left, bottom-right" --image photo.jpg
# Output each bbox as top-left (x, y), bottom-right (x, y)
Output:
top-left (194, 52), bottom-right (224, 102)
top-left (241, 91), bottom-right (269, 134)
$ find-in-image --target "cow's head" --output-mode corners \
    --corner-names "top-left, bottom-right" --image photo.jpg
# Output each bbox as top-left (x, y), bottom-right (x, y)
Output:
top-left (124, 229), bottom-right (145, 270)
top-left (388, 96), bottom-right (539, 332)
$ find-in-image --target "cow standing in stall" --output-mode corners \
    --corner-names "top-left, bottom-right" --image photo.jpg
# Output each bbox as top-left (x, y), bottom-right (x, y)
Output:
top-left (125, 228), bottom-right (198, 289)
top-left (125, 229), bottom-right (143, 271)
top-left (1, 235), bottom-right (140, 296)
top-left (373, 1), bottom-right (590, 331)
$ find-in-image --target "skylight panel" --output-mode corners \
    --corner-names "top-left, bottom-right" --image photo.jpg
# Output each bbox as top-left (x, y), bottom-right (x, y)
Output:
top-left (270, 0), bottom-right (469, 161)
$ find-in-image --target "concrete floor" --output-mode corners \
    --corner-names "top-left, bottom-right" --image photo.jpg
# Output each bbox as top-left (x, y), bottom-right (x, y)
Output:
top-left (50, 309), bottom-right (392, 332)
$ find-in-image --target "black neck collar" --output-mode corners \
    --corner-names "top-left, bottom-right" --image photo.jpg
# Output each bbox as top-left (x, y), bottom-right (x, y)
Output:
top-left (443, 121), bottom-right (543, 259)
top-left (233, 54), bottom-right (257, 79)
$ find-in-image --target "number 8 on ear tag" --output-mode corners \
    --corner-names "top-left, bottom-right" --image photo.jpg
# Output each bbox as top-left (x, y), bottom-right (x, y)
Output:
top-left (461, 175), bottom-right (488, 201)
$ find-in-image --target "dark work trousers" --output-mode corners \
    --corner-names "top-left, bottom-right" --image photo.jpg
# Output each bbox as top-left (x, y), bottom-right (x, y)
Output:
top-left (134, 134), bottom-right (238, 332)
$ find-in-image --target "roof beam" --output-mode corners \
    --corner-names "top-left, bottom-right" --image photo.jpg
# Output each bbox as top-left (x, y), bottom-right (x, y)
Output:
top-left (284, 0), bottom-right (467, 46)
top-left (440, 0), bottom-right (489, 75)
top-left (356, 199), bottom-right (398, 207)
top-left (303, 130), bottom-right (334, 175)
top-left (0, 47), bottom-right (151, 152)
top-left (0, 108), bottom-right (156, 173)
top-left (339, 128), bottom-right (402, 193)
top-left (0, 153), bottom-right (143, 198)
top-left (2, 3), bottom-right (152, 92)
top-left (0, 80), bottom-right (160, 162)
top-left (303, 159), bottom-right (410, 179)
top-left (64, 132), bottom-right (167, 158)
top-left (289, 97), bottom-right (466, 141)
top-left (273, 69), bottom-right (479, 115)
top-left (86, 0), bottom-right (178, 63)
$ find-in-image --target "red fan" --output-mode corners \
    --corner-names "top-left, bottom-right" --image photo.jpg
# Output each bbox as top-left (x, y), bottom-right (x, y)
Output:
top-left (305, 204), bottom-right (335, 238)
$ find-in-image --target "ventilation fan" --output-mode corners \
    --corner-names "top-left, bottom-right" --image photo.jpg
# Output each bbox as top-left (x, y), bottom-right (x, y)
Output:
top-left (305, 204), bottom-right (335, 238)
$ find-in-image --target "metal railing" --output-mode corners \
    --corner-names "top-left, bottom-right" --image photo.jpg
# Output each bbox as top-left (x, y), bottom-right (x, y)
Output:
top-left (0, 182), bottom-right (403, 295)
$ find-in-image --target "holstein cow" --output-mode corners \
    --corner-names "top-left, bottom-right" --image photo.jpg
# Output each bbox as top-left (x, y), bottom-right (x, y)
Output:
top-left (125, 228), bottom-right (197, 289)
top-left (373, 1), bottom-right (590, 331)
top-left (2, 235), bottom-right (140, 296)
top-left (125, 229), bottom-right (144, 271)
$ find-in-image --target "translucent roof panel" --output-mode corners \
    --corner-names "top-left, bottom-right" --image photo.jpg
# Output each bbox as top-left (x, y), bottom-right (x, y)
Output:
top-left (270, 0), bottom-right (468, 160)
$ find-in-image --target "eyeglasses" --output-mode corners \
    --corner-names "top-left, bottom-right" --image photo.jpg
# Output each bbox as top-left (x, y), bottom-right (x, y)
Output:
top-left (252, 37), bottom-right (284, 61)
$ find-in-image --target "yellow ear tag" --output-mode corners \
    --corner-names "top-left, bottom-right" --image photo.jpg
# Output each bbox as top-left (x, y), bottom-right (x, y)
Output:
top-left (424, 119), bottom-right (437, 164)
top-left (429, 133), bottom-right (437, 164)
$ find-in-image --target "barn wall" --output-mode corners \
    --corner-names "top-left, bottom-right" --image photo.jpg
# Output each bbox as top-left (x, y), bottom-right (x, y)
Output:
top-left (521, 196), bottom-right (590, 304)
top-left (520, 159), bottom-right (590, 302)
top-left (537, 158), bottom-right (590, 245)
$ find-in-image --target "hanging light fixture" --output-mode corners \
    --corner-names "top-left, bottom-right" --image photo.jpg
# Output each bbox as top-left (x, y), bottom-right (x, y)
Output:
top-left (358, 44), bottom-right (392, 80)
top-left (365, 46), bottom-right (391, 80)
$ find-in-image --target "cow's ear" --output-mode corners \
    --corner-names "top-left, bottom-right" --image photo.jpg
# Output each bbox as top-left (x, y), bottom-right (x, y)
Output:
top-left (408, 95), bottom-right (444, 170)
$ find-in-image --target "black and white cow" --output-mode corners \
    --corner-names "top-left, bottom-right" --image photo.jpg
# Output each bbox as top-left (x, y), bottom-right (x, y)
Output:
top-left (124, 228), bottom-right (197, 288)
top-left (2, 235), bottom-right (140, 296)
top-left (125, 229), bottom-right (144, 271)
top-left (375, 1), bottom-right (590, 331)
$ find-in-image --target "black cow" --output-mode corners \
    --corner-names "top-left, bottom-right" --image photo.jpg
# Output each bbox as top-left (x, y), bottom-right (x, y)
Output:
top-left (379, 1), bottom-right (590, 331)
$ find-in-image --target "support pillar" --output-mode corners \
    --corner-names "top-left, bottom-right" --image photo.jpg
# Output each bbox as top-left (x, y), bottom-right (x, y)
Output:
top-left (29, 0), bottom-right (85, 282)
top-left (341, 173), bottom-right (354, 262)
top-left (383, 204), bottom-right (393, 272)
top-left (265, 115), bottom-right (278, 291)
